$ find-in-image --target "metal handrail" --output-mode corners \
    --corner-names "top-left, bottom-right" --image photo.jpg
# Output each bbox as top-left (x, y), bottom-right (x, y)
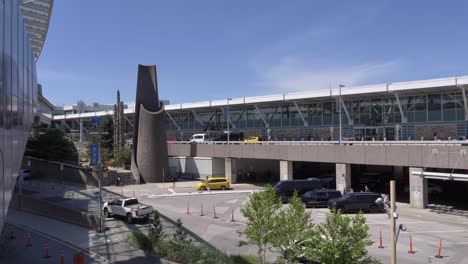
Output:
top-left (167, 140), bottom-right (468, 147)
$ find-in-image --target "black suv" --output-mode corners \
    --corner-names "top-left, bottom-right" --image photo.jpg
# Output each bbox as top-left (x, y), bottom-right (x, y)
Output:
top-left (274, 179), bottom-right (321, 203)
top-left (328, 192), bottom-right (383, 213)
top-left (301, 189), bottom-right (342, 208)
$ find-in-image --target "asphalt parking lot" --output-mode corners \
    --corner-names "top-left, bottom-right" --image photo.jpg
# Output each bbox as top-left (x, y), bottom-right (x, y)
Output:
top-left (17, 180), bottom-right (468, 263)
top-left (136, 187), bottom-right (468, 264)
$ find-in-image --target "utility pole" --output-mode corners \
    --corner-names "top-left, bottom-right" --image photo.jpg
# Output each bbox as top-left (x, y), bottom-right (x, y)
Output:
top-left (339, 84), bottom-right (345, 145)
top-left (390, 180), bottom-right (396, 264)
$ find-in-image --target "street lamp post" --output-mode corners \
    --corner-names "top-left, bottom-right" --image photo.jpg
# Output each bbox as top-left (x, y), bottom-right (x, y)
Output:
top-left (227, 98), bottom-right (232, 144)
top-left (90, 130), bottom-right (109, 233)
top-left (339, 84), bottom-right (345, 145)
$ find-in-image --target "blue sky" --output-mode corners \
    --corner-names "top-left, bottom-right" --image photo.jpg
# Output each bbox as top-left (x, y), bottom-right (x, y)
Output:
top-left (37, 0), bottom-right (468, 106)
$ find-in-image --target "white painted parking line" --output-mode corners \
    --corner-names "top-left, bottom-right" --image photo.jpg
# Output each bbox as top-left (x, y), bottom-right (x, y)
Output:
top-left (168, 188), bottom-right (176, 194)
top-left (147, 190), bottom-right (254, 198)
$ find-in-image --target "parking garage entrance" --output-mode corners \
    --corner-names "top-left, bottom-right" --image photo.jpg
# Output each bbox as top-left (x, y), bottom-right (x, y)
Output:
top-left (421, 169), bottom-right (468, 210)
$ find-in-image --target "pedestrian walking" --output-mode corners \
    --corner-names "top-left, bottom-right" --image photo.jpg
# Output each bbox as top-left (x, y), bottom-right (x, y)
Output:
top-left (383, 194), bottom-right (391, 219)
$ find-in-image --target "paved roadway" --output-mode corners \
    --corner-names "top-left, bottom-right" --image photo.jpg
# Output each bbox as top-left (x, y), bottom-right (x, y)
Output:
top-left (15, 180), bottom-right (468, 263)
top-left (136, 188), bottom-right (468, 264)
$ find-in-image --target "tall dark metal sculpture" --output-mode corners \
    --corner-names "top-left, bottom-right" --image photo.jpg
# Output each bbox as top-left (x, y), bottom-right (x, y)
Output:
top-left (113, 90), bottom-right (125, 154)
top-left (131, 65), bottom-right (169, 183)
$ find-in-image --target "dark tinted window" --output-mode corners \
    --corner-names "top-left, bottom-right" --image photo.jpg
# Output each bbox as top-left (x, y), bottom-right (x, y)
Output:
top-left (316, 192), bottom-right (327, 198)
top-left (328, 191), bottom-right (342, 198)
top-left (213, 179), bottom-right (226, 183)
top-left (281, 181), bottom-right (294, 189)
top-left (125, 199), bottom-right (139, 206)
top-left (304, 180), bottom-right (321, 189)
top-left (113, 200), bottom-right (122, 206)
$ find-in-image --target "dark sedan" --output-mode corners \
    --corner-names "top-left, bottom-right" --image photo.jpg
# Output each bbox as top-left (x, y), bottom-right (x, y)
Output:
top-left (301, 189), bottom-right (342, 208)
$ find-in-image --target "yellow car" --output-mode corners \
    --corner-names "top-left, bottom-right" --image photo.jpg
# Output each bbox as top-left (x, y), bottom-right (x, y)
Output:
top-left (196, 177), bottom-right (230, 191)
top-left (244, 136), bottom-right (261, 142)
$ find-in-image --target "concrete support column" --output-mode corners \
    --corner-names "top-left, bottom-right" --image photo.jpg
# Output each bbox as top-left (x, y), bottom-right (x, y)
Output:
top-left (225, 158), bottom-right (237, 184)
top-left (280, 160), bottom-right (293, 181)
top-left (409, 167), bottom-right (428, 209)
top-left (336, 163), bottom-right (351, 194)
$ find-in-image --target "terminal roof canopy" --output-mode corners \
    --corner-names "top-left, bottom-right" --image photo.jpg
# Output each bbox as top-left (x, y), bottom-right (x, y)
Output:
top-left (19, 0), bottom-right (54, 61)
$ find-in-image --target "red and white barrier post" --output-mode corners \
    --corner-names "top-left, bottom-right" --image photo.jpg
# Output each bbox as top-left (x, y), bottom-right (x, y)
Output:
top-left (9, 225), bottom-right (15, 240)
top-left (200, 203), bottom-right (204, 216)
top-left (378, 229), bottom-right (384, 249)
top-left (186, 201), bottom-right (190, 215)
top-left (231, 208), bottom-right (235, 222)
top-left (408, 233), bottom-right (415, 254)
top-left (25, 232), bottom-right (32, 247)
top-left (44, 240), bottom-right (50, 258)
top-left (213, 206), bottom-right (218, 219)
top-left (435, 239), bottom-right (443, 258)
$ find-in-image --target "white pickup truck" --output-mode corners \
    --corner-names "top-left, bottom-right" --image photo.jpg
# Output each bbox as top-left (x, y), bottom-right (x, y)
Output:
top-left (103, 198), bottom-right (153, 223)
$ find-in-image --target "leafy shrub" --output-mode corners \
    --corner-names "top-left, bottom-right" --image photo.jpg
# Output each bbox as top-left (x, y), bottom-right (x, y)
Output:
top-left (128, 231), bottom-right (153, 254)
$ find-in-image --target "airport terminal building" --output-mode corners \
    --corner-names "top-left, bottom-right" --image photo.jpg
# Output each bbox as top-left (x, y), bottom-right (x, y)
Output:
top-left (161, 77), bottom-right (468, 142)
top-left (0, 0), bottom-right (53, 230)
top-left (52, 75), bottom-right (468, 209)
top-left (55, 76), bottom-right (468, 142)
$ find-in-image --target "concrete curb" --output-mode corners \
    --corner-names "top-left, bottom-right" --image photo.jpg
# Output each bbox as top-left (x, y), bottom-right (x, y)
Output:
top-left (147, 190), bottom-right (255, 198)
top-left (6, 221), bottom-right (113, 264)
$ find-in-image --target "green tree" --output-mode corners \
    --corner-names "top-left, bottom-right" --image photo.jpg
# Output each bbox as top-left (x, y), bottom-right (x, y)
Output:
top-left (148, 210), bottom-right (166, 244)
top-left (240, 185), bottom-right (282, 264)
top-left (173, 218), bottom-right (191, 244)
top-left (307, 210), bottom-right (374, 264)
top-left (112, 147), bottom-right (131, 168)
top-left (25, 129), bottom-right (77, 161)
top-left (272, 192), bottom-right (314, 263)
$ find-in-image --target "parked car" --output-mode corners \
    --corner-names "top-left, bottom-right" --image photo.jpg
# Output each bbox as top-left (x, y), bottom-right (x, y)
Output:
top-left (196, 177), bottom-right (230, 191)
top-left (244, 136), bottom-right (261, 142)
top-left (189, 133), bottom-right (211, 142)
top-left (274, 179), bottom-right (322, 203)
top-left (301, 189), bottom-right (342, 208)
top-left (212, 132), bottom-right (244, 141)
top-left (319, 177), bottom-right (336, 188)
top-left (103, 198), bottom-right (153, 224)
top-left (328, 192), bottom-right (383, 213)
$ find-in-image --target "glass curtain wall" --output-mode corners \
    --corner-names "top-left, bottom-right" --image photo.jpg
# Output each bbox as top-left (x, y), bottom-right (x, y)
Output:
top-left (166, 92), bottom-right (466, 131)
top-left (1, 0), bottom-right (38, 230)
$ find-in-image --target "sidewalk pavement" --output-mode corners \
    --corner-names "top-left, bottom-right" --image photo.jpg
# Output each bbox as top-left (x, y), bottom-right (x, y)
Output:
top-left (396, 202), bottom-right (468, 227)
top-left (4, 209), bottom-right (169, 264)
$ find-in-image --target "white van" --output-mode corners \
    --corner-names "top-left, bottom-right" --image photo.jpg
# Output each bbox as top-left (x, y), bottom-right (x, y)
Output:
top-left (189, 133), bottom-right (211, 142)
